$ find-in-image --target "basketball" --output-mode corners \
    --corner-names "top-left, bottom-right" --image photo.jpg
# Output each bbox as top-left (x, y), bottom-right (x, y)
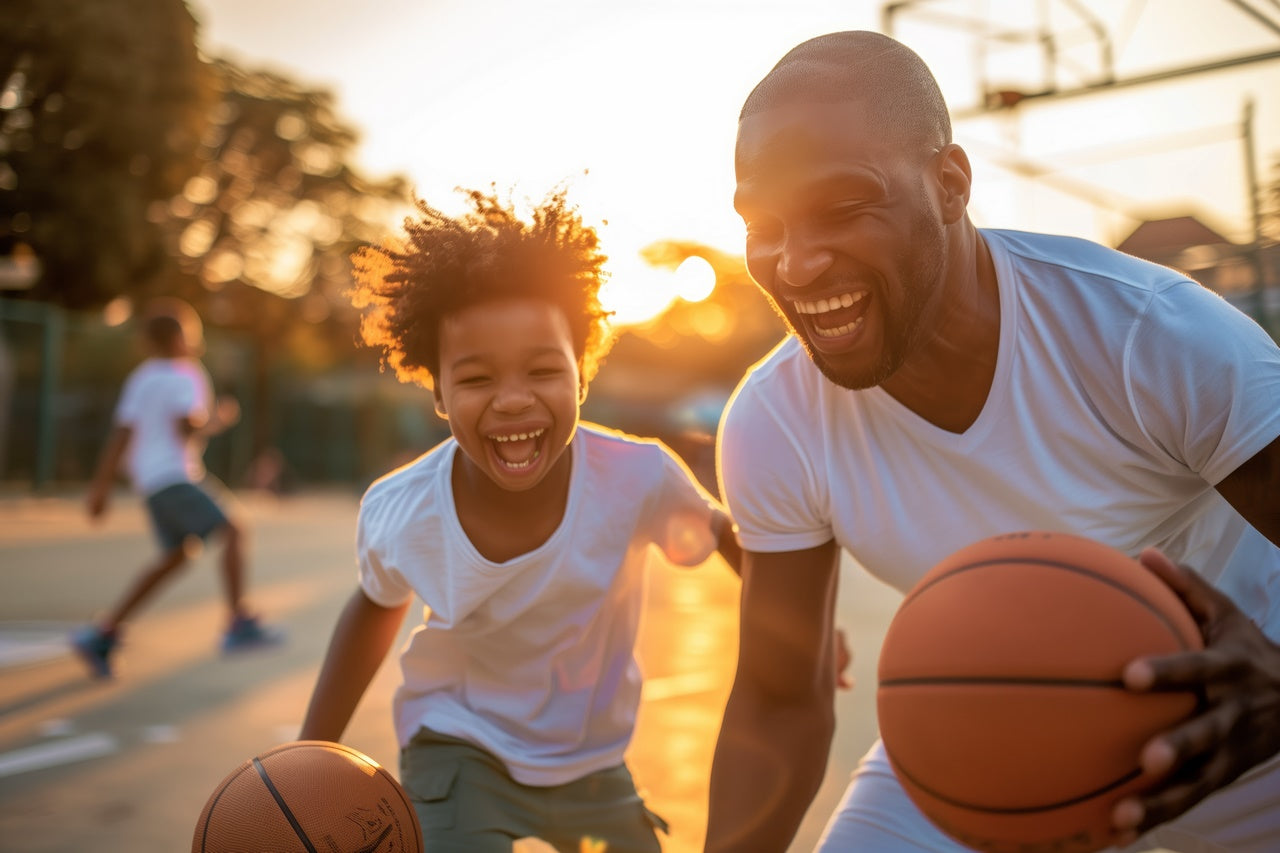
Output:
top-left (192, 740), bottom-right (423, 853)
top-left (876, 531), bottom-right (1203, 853)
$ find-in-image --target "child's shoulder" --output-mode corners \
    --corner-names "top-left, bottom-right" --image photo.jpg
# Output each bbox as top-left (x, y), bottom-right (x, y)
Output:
top-left (577, 422), bottom-right (680, 473)
top-left (359, 441), bottom-right (452, 521)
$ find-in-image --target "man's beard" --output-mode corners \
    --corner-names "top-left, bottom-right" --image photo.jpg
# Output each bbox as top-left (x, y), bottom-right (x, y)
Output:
top-left (789, 209), bottom-right (945, 391)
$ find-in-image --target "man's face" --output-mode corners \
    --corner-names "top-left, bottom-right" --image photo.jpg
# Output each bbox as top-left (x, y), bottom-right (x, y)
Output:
top-left (733, 100), bottom-right (946, 390)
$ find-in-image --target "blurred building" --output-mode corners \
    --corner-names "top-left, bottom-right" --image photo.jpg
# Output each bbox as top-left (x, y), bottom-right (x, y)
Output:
top-left (1116, 215), bottom-right (1280, 334)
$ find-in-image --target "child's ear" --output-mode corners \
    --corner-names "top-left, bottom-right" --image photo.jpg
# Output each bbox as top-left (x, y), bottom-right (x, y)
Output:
top-left (432, 387), bottom-right (448, 419)
top-left (578, 378), bottom-right (589, 405)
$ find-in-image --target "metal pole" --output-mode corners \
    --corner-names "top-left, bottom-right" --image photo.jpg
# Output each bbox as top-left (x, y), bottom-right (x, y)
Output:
top-left (1241, 98), bottom-right (1272, 334)
top-left (35, 302), bottom-right (63, 489)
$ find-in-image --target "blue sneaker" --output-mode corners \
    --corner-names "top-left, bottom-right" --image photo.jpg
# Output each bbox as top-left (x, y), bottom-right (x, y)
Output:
top-left (221, 615), bottom-right (285, 654)
top-left (70, 626), bottom-right (118, 678)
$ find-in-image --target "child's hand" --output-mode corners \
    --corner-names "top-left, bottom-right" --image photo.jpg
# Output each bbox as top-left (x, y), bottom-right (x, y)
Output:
top-left (214, 395), bottom-right (241, 429)
top-left (835, 628), bottom-right (854, 690)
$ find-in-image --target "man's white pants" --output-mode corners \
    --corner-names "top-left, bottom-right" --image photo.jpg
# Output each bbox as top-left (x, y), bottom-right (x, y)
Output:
top-left (816, 740), bottom-right (1280, 852)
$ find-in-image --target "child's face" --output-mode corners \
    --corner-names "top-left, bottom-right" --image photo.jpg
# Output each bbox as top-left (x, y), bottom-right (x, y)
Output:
top-left (434, 297), bottom-right (582, 492)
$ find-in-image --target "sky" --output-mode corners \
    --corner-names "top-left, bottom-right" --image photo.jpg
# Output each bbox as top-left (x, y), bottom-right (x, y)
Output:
top-left (187, 0), bottom-right (1280, 323)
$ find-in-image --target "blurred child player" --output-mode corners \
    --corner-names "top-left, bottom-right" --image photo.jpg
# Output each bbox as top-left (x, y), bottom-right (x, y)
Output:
top-left (72, 298), bottom-right (282, 678)
top-left (299, 188), bottom-right (741, 852)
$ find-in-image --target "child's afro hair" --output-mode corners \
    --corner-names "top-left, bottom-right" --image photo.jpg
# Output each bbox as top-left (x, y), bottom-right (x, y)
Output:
top-left (349, 186), bottom-right (614, 388)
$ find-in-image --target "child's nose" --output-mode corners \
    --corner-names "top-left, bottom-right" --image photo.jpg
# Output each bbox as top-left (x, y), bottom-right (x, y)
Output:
top-left (492, 379), bottom-right (535, 412)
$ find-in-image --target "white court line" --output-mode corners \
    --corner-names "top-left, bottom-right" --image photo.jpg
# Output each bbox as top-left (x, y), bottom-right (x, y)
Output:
top-left (0, 733), bottom-right (120, 778)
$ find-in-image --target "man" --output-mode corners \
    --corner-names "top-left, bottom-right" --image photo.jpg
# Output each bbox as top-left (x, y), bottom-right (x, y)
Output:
top-left (706, 30), bottom-right (1280, 852)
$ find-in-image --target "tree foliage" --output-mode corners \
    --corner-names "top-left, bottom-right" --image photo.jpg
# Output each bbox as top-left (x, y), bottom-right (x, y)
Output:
top-left (1, 0), bottom-right (213, 305)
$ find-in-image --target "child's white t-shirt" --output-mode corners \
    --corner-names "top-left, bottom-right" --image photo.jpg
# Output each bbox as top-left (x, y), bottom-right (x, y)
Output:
top-left (114, 357), bottom-right (212, 495)
top-left (357, 423), bottom-right (724, 785)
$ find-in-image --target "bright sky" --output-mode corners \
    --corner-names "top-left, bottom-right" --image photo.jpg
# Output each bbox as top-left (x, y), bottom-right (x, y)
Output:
top-left (189, 0), bottom-right (1280, 323)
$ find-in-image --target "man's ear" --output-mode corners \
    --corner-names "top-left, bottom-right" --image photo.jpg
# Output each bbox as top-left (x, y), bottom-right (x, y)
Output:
top-left (934, 143), bottom-right (973, 225)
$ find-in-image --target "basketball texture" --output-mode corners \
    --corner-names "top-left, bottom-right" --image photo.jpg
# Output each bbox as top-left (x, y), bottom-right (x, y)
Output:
top-left (876, 531), bottom-right (1203, 853)
top-left (192, 740), bottom-right (423, 853)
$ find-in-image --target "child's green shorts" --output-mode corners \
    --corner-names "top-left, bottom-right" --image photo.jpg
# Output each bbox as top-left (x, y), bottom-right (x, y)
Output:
top-left (400, 727), bottom-right (667, 853)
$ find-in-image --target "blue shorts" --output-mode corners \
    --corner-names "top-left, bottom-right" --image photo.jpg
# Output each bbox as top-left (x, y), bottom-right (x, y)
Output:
top-left (145, 481), bottom-right (229, 552)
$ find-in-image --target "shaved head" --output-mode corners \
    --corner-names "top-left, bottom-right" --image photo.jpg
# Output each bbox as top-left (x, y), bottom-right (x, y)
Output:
top-left (741, 31), bottom-right (951, 154)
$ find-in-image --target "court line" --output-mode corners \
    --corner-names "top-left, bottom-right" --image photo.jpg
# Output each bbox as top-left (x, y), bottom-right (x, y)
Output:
top-left (0, 732), bottom-right (120, 778)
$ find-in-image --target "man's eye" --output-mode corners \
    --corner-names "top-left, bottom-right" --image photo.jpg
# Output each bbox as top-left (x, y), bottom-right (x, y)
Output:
top-left (822, 204), bottom-right (865, 223)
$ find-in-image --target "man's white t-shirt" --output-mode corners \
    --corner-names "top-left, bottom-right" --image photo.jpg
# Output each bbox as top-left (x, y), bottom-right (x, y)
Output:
top-left (719, 228), bottom-right (1280, 849)
top-left (114, 357), bottom-right (213, 496)
top-left (358, 424), bottom-right (723, 786)
top-left (720, 228), bottom-right (1280, 637)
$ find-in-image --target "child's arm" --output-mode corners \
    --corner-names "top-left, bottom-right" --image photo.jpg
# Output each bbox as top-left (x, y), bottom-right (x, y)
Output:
top-left (180, 395), bottom-right (241, 441)
top-left (299, 587), bottom-right (410, 743)
top-left (86, 426), bottom-right (132, 520)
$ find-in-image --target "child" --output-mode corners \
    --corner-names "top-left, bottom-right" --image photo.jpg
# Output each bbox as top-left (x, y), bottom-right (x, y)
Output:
top-left (298, 188), bottom-right (742, 853)
top-left (71, 297), bottom-right (282, 678)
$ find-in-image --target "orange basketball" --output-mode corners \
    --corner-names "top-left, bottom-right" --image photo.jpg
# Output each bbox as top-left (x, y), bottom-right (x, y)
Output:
top-left (192, 740), bottom-right (423, 853)
top-left (876, 531), bottom-right (1203, 853)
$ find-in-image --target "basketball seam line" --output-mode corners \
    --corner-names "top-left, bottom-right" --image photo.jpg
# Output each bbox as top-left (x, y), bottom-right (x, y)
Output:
top-left (253, 756), bottom-right (319, 853)
top-left (884, 744), bottom-right (1145, 814)
top-left (902, 556), bottom-right (1197, 651)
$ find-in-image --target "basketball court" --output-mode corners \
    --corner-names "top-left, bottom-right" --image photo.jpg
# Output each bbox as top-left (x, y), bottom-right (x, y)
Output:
top-left (0, 489), bottom-right (899, 852)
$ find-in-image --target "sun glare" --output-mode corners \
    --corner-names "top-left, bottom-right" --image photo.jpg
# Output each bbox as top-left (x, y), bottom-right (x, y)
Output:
top-left (600, 252), bottom-right (718, 328)
top-left (673, 256), bottom-right (716, 302)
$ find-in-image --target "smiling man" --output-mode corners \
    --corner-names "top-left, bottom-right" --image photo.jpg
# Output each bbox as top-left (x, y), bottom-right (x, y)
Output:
top-left (706, 30), bottom-right (1280, 853)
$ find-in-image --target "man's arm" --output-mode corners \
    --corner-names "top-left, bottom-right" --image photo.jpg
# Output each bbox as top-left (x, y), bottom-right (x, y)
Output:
top-left (705, 540), bottom-right (841, 852)
top-left (86, 425), bottom-right (132, 520)
top-left (1114, 435), bottom-right (1280, 840)
top-left (299, 587), bottom-right (410, 743)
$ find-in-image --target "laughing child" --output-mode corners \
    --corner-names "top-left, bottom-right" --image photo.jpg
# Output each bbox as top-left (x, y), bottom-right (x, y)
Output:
top-left (299, 187), bottom-right (742, 852)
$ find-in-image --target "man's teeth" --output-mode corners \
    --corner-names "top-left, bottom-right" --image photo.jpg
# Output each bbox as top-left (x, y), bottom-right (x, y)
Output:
top-left (813, 316), bottom-right (865, 338)
top-left (491, 429), bottom-right (545, 443)
top-left (794, 292), bottom-right (864, 314)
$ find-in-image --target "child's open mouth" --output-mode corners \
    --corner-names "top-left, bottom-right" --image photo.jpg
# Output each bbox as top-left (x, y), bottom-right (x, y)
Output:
top-left (489, 428), bottom-right (546, 471)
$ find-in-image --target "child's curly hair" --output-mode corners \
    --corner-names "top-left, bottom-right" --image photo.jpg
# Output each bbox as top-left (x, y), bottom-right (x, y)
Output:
top-left (349, 187), bottom-right (614, 388)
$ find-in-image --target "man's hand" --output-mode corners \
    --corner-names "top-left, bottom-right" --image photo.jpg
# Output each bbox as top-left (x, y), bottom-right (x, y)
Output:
top-left (1112, 547), bottom-right (1280, 843)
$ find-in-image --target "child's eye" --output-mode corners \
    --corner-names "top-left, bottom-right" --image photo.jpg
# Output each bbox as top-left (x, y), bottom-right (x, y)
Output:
top-left (456, 375), bottom-right (489, 385)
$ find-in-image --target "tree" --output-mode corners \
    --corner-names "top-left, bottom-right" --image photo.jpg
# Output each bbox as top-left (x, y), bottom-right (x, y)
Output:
top-left (0, 0), bottom-right (213, 305)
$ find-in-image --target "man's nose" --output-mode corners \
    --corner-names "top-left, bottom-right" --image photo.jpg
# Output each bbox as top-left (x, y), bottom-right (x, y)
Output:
top-left (776, 228), bottom-right (833, 290)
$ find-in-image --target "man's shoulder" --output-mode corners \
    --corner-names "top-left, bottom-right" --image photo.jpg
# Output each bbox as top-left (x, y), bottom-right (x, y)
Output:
top-left (726, 337), bottom-right (821, 419)
top-left (982, 228), bottom-right (1186, 293)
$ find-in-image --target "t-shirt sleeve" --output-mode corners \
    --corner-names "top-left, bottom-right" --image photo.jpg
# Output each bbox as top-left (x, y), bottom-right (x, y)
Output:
top-left (646, 445), bottom-right (723, 567)
top-left (717, 376), bottom-right (833, 553)
top-left (1127, 280), bottom-right (1280, 485)
top-left (355, 492), bottom-right (416, 608)
top-left (114, 365), bottom-right (206, 427)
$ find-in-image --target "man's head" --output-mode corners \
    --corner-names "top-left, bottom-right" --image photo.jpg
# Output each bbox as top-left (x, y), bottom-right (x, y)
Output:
top-left (734, 31), bottom-right (972, 390)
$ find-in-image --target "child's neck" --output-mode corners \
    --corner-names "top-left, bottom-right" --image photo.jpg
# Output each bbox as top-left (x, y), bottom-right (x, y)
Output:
top-left (451, 447), bottom-right (573, 563)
